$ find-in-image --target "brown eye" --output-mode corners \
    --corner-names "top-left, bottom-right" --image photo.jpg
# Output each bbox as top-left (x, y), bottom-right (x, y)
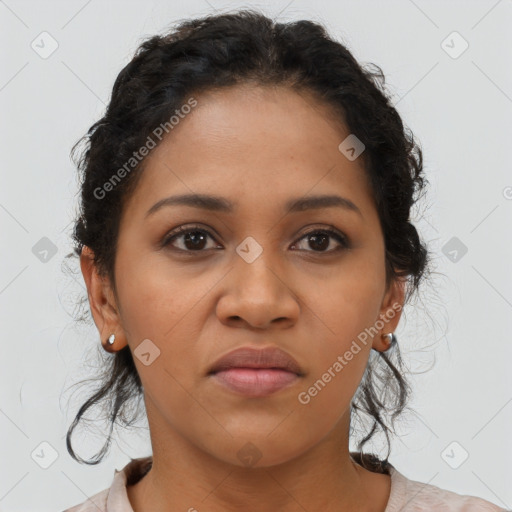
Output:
top-left (162, 225), bottom-right (219, 252)
top-left (162, 225), bottom-right (349, 256)
top-left (291, 229), bottom-right (349, 253)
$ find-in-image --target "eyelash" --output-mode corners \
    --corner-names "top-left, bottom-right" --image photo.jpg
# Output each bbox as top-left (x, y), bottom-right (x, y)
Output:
top-left (161, 224), bottom-right (350, 256)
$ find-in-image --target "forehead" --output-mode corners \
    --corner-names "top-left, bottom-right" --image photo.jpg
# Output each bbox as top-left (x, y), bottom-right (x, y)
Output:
top-left (122, 84), bottom-right (375, 220)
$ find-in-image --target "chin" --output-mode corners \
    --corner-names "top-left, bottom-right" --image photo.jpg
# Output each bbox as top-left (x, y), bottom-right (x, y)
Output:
top-left (206, 430), bottom-right (318, 469)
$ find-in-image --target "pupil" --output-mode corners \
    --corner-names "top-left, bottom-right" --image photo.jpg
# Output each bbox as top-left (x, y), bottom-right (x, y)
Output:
top-left (310, 234), bottom-right (328, 251)
top-left (185, 232), bottom-right (206, 250)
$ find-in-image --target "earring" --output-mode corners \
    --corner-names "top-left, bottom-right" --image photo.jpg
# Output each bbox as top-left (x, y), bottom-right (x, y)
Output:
top-left (102, 333), bottom-right (116, 353)
top-left (381, 332), bottom-right (396, 351)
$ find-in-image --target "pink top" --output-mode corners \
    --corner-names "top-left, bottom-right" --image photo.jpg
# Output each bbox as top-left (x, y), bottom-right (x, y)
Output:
top-left (62, 456), bottom-right (507, 511)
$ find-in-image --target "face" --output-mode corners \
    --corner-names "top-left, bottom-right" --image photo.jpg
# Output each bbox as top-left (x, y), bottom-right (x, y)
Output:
top-left (81, 84), bottom-right (404, 468)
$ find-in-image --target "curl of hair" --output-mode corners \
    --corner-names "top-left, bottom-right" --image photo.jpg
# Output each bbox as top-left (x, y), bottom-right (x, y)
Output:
top-left (64, 8), bottom-right (431, 468)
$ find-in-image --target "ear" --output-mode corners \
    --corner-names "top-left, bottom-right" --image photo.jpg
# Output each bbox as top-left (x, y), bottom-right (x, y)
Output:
top-left (372, 276), bottom-right (406, 352)
top-left (80, 245), bottom-right (127, 350)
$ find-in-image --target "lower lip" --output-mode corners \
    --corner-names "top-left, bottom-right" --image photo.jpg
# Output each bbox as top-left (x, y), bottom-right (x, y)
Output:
top-left (210, 368), bottom-right (300, 397)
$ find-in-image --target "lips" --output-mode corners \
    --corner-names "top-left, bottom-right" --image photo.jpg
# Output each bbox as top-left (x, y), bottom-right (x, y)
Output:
top-left (207, 346), bottom-right (304, 376)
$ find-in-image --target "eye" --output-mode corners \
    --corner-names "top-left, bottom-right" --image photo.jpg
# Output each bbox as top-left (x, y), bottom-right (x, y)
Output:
top-left (290, 227), bottom-right (350, 253)
top-left (162, 225), bottom-right (221, 253)
top-left (161, 224), bottom-right (350, 255)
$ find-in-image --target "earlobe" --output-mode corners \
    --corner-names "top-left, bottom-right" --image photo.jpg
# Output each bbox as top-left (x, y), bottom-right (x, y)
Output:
top-left (372, 277), bottom-right (406, 352)
top-left (80, 246), bottom-right (127, 352)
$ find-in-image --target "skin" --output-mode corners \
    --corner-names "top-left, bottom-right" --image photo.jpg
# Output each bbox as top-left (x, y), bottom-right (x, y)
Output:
top-left (81, 84), bottom-right (406, 512)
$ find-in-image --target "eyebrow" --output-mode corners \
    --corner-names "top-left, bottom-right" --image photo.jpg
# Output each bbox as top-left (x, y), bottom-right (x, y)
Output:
top-left (145, 193), bottom-right (363, 218)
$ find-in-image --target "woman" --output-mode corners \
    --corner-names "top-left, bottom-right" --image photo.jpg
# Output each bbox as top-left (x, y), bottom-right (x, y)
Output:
top-left (62, 9), bottom-right (505, 511)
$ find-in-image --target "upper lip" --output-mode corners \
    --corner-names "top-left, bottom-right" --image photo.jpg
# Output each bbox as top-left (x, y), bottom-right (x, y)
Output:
top-left (208, 346), bottom-right (304, 375)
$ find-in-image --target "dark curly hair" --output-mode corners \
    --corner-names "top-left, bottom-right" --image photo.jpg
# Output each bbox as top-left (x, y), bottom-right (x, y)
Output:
top-left (63, 8), bottom-right (431, 470)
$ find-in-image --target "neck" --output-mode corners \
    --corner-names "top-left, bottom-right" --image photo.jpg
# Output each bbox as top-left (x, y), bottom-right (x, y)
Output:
top-left (127, 411), bottom-right (391, 512)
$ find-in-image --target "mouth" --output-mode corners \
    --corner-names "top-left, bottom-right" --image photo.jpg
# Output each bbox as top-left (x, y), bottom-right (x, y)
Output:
top-left (209, 368), bottom-right (302, 397)
top-left (207, 346), bottom-right (304, 397)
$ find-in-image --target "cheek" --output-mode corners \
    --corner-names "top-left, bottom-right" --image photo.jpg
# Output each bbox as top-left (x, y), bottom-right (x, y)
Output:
top-left (293, 263), bottom-right (383, 416)
top-left (303, 266), bottom-right (384, 344)
top-left (114, 255), bottom-right (217, 395)
top-left (115, 252), bottom-right (214, 341)
top-left (307, 340), bottom-right (371, 402)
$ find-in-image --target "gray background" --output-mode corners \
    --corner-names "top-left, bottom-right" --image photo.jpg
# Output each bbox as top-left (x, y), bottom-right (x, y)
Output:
top-left (1, 0), bottom-right (511, 510)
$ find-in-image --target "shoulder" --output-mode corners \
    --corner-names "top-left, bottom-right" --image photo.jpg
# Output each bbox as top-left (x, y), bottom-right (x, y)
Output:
top-left (387, 465), bottom-right (508, 511)
top-left (60, 456), bottom-right (152, 512)
top-left (61, 488), bottom-right (109, 512)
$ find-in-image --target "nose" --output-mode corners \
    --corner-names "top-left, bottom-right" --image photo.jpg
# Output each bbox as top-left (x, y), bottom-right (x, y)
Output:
top-left (216, 255), bottom-right (300, 330)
